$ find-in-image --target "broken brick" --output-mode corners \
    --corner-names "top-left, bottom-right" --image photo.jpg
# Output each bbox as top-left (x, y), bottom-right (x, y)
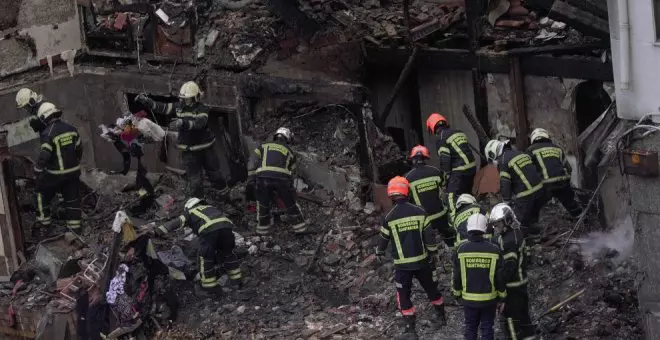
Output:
top-left (360, 254), bottom-right (377, 267)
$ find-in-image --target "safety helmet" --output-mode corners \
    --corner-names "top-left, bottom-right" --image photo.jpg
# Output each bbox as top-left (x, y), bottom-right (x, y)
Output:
top-left (184, 197), bottom-right (202, 210)
top-left (387, 176), bottom-right (409, 197)
top-left (425, 113), bottom-right (448, 133)
top-left (530, 128), bottom-right (550, 143)
top-left (488, 203), bottom-right (517, 225)
top-left (456, 193), bottom-right (477, 210)
top-left (274, 127), bottom-right (293, 142)
top-left (16, 88), bottom-right (42, 109)
top-left (466, 213), bottom-right (488, 233)
top-left (36, 102), bottom-right (60, 121)
top-left (179, 81), bottom-right (201, 99)
top-left (409, 145), bottom-right (430, 159)
top-left (484, 139), bottom-right (507, 163)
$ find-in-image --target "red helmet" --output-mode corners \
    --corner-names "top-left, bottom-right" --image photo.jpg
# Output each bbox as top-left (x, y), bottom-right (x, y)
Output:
top-left (387, 176), bottom-right (410, 197)
top-left (409, 145), bottom-right (430, 159)
top-left (426, 113), bottom-right (448, 133)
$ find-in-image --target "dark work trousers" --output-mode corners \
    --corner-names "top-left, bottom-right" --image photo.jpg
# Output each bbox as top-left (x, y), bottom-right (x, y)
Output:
top-left (501, 286), bottom-right (534, 340)
top-left (394, 266), bottom-right (444, 316)
top-left (255, 177), bottom-right (306, 235)
top-left (513, 190), bottom-right (545, 234)
top-left (464, 303), bottom-right (497, 340)
top-left (36, 173), bottom-right (81, 230)
top-left (113, 141), bottom-right (154, 198)
top-left (547, 181), bottom-right (582, 218)
top-left (430, 214), bottom-right (455, 247)
top-left (447, 172), bottom-right (475, 226)
top-left (182, 147), bottom-right (228, 198)
top-left (198, 228), bottom-right (241, 289)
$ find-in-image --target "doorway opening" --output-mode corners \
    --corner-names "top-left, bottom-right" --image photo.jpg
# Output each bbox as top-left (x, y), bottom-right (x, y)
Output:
top-left (574, 81), bottom-right (612, 134)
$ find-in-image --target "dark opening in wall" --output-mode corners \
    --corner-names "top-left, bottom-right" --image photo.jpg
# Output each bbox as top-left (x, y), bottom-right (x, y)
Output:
top-left (575, 81), bottom-right (612, 134)
top-left (387, 127), bottom-right (407, 152)
top-left (125, 93), bottom-right (178, 126)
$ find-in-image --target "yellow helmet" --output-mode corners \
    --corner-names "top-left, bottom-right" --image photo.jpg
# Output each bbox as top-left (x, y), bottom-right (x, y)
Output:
top-left (36, 102), bottom-right (60, 121)
top-left (179, 81), bottom-right (201, 99)
top-left (530, 128), bottom-right (550, 143)
top-left (16, 88), bottom-right (42, 108)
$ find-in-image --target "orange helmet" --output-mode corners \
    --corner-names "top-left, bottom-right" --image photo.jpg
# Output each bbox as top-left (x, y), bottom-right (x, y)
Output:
top-left (426, 113), bottom-right (448, 133)
top-left (409, 145), bottom-right (430, 159)
top-left (387, 176), bottom-right (410, 197)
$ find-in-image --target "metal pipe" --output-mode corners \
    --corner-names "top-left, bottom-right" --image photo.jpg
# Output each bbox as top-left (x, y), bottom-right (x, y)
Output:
top-left (618, 0), bottom-right (630, 90)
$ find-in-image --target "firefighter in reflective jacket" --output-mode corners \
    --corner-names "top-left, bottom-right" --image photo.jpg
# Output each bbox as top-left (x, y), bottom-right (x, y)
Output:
top-left (156, 198), bottom-right (242, 293)
top-left (452, 213), bottom-right (506, 340)
top-left (527, 128), bottom-right (582, 218)
top-left (404, 145), bottom-right (453, 247)
top-left (426, 113), bottom-right (477, 222)
top-left (247, 127), bottom-right (306, 235)
top-left (489, 203), bottom-right (535, 340)
top-left (485, 139), bottom-right (544, 234)
top-left (453, 194), bottom-right (490, 247)
top-left (34, 103), bottom-right (83, 235)
top-left (136, 82), bottom-right (227, 197)
top-left (376, 176), bottom-right (446, 339)
top-left (16, 88), bottom-right (60, 133)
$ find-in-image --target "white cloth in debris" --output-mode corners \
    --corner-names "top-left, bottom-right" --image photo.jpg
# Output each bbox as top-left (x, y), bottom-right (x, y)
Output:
top-left (112, 210), bottom-right (130, 233)
top-left (106, 264), bottom-right (129, 305)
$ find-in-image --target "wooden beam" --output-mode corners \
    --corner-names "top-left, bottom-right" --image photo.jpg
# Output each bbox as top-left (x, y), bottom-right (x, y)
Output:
top-left (505, 42), bottom-right (609, 56)
top-left (509, 57), bottom-right (529, 150)
top-left (564, 0), bottom-right (608, 20)
top-left (550, 0), bottom-right (609, 39)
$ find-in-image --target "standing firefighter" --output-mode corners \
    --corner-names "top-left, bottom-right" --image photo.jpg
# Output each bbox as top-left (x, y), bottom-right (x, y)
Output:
top-left (453, 194), bottom-right (490, 247)
top-left (404, 145), bottom-right (453, 246)
top-left (376, 176), bottom-right (446, 339)
top-left (452, 214), bottom-right (506, 340)
top-left (489, 203), bottom-right (535, 340)
top-left (485, 139), bottom-right (544, 234)
top-left (136, 82), bottom-right (228, 197)
top-left (426, 113), bottom-right (477, 222)
top-left (16, 88), bottom-right (55, 133)
top-left (527, 128), bottom-right (582, 218)
top-left (247, 127), bottom-right (306, 235)
top-left (156, 198), bottom-right (242, 294)
top-left (34, 103), bottom-right (83, 235)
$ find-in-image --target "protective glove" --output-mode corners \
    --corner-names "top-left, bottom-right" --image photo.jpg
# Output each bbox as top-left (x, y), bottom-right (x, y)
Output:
top-left (168, 119), bottom-right (183, 130)
top-left (135, 94), bottom-right (155, 109)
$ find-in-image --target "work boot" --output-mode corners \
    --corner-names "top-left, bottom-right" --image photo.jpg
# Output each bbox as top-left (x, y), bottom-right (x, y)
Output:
top-left (434, 304), bottom-right (447, 327)
top-left (395, 315), bottom-right (418, 340)
top-left (194, 284), bottom-right (221, 298)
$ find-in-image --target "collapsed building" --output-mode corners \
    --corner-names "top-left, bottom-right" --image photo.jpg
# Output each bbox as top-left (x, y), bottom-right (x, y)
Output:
top-left (0, 0), bottom-right (645, 339)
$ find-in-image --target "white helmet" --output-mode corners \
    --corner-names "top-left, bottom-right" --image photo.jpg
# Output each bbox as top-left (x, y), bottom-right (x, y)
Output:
top-left (456, 193), bottom-right (477, 210)
top-left (274, 127), bottom-right (293, 142)
top-left (179, 81), bottom-right (201, 99)
top-left (37, 102), bottom-right (60, 121)
top-left (184, 197), bottom-right (202, 210)
top-left (466, 213), bottom-right (488, 233)
top-left (16, 88), bottom-right (42, 108)
top-left (488, 203), bottom-right (517, 226)
top-left (484, 139), bottom-right (508, 163)
top-left (530, 128), bottom-right (550, 143)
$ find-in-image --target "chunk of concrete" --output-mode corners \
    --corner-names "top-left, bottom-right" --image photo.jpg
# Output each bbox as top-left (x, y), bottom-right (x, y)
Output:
top-left (80, 169), bottom-right (159, 196)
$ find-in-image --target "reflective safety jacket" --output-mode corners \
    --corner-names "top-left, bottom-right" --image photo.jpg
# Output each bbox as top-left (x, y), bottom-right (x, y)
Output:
top-left (495, 228), bottom-right (529, 289)
top-left (452, 234), bottom-right (506, 307)
top-left (152, 101), bottom-right (215, 151)
top-left (453, 204), bottom-right (491, 246)
top-left (36, 119), bottom-right (82, 177)
top-left (435, 127), bottom-right (476, 174)
top-left (527, 139), bottom-right (571, 185)
top-left (377, 198), bottom-right (439, 270)
top-left (404, 164), bottom-right (447, 222)
top-left (158, 204), bottom-right (233, 235)
top-left (248, 142), bottom-right (296, 180)
top-left (498, 149), bottom-right (543, 201)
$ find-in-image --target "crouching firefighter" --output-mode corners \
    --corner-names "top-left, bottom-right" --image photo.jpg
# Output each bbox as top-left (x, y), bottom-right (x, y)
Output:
top-left (426, 113), bottom-right (477, 222)
top-left (452, 194), bottom-right (490, 247)
top-left (136, 82), bottom-right (228, 197)
top-left (452, 214), bottom-right (506, 340)
top-left (489, 203), bottom-right (535, 340)
top-left (247, 127), bottom-right (306, 235)
top-left (376, 176), bottom-right (446, 340)
top-left (16, 88), bottom-right (56, 133)
top-left (528, 128), bottom-right (582, 219)
top-left (404, 145), bottom-right (453, 247)
top-left (156, 198), bottom-right (242, 295)
top-left (34, 103), bottom-right (83, 236)
top-left (485, 139), bottom-right (544, 235)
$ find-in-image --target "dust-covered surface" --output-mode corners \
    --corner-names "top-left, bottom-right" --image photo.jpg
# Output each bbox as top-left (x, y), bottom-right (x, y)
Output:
top-left (17, 0), bottom-right (76, 28)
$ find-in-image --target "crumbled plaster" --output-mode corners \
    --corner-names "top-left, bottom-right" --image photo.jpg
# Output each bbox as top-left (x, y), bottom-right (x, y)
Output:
top-left (486, 73), bottom-right (516, 138)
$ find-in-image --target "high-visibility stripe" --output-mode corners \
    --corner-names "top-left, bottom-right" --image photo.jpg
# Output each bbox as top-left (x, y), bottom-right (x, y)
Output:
top-left (176, 112), bottom-right (209, 118)
top-left (189, 207), bottom-right (231, 233)
top-left (199, 257), bottom-right (218, 288)
top-left (177, 138), bottom-right (216, 151)
top-left (408, 176), bottom-right (442, 206)
top-left (427, 207), bottom-right (448, 221)
top-left (508, 318), bottom-right (519, 340)
top-left (543, 175), bottom-right (571, 184)
top-left (431, 297), bottom-right (444, 305)
top-left (254, 148), bottom-right (261, 157)
top-left (457, 252), bottom-right (503, 301)
top-left (46, 165), bottom-right (80, 175)
top-left (506, 278), bottom-right (528, 288)
top-left (256, 143), bottom-right (292, 175)
top-left (500, 171), bottom-right (511, 179)
top-left (37, 193), bottom-right (45, 221)
top-left (41, 143), bottom-right (52, 151)
top-left (446, 132), bottom-right (475, 171)
top-left (388, 215), bottom-right (427, 264)
top-left (256, 166), bottom-right (292, 175)
top-left (453, 207), bottom-right (480, 230)
top-left (513, 183), bottom-right (543, 199)
top-left (503, 252), bottom-right (518, 260)
top-left (380, 226), bottom-right (390, 236)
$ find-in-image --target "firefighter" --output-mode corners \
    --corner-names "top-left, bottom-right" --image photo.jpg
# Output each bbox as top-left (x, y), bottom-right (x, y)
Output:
top-left (247, 127), bottom-right (306, 235)
top-left (452, 194), bottom-right (490, 246)
top-left (156, 198), bottom-right (242, 295)
top-left (527, 128), bottom-right (582, 218)
top-left (489, 203), bottom-right (535, 340)
top-left (135, 82), bottom-right (228, 197)
top-left (452, 213), bottom-right (506, 340)
top-left (34, 103), bottom-right (83, 236)
top-left (426, 113), bottom-right (477, 223)
top-left (404, 145), bottom-right (453, 247)
top-left (484, 139), bottom-right (544, 235)
top-left (15, 88), bottom-right (58, 133)
top-left (375, 176), bottom-right (446, 339)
